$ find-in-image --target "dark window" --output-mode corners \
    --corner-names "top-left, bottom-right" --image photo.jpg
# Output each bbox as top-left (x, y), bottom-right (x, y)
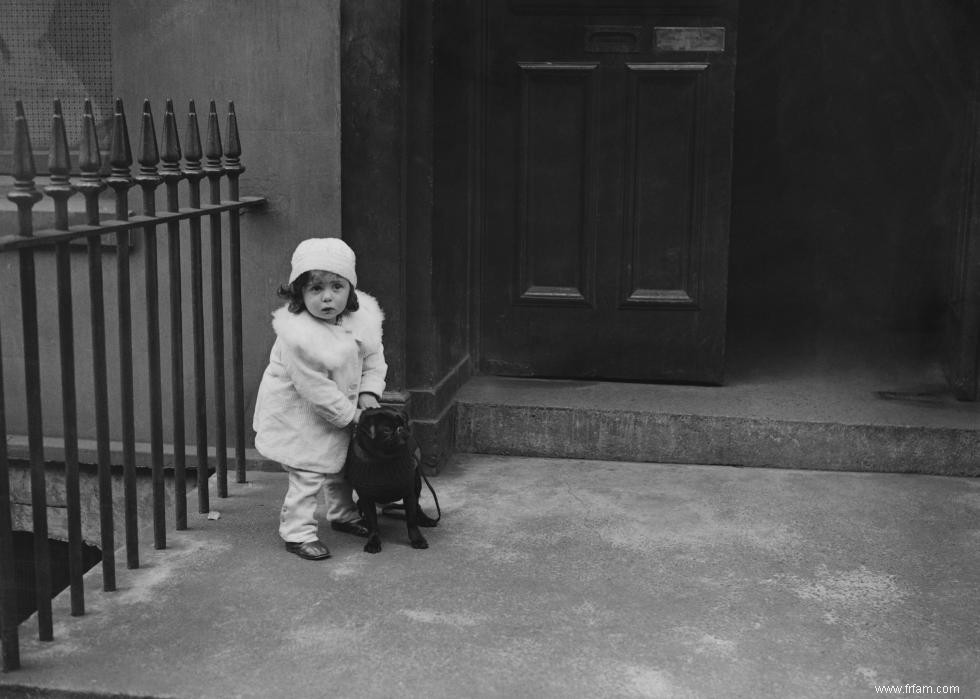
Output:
top-left (0, 0), bottom-right (112, 173)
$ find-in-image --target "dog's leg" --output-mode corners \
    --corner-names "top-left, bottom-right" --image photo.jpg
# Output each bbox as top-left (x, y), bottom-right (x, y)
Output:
top-left (404, 489), bottom-right (429, 550)
top-left (360, 497), bottom-right (383, 554)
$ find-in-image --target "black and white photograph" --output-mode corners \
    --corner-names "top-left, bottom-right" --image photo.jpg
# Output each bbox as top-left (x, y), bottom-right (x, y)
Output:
top-left (0, 1), bottom-right (978, 697)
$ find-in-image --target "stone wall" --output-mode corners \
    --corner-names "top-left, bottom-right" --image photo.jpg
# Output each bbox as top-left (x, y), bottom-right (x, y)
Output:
top-left (2, 1), bottom-right (344, 460)
top-left (9, 461), bottom-right (177, 547)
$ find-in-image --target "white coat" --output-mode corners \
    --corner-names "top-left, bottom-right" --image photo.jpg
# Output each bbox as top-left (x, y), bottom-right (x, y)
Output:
top-left (252, 291), bottom-right (387, 474)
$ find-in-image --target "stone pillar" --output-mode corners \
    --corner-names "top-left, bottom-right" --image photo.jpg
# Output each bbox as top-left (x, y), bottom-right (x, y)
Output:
top-left (341, 0), bottom-right (475, 469)
top-left (341, 0), bottom-right (410, 402)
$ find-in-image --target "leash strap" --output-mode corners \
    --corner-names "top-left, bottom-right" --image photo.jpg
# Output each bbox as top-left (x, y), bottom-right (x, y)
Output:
top-left (417, 462), bottom-right (442, 524)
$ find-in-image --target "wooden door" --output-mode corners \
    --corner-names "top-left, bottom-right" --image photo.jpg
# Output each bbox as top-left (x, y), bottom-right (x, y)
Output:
top-left (480, 0), bottom-right (738, 383)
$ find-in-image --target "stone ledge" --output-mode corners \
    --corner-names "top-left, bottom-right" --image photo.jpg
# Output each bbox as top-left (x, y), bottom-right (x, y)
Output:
top-left (456, 402), bottom-right (980, 476)
top-left (5, 434), bottom-right (270, 471)
top-left (454, 376), bottom-right (980, 476)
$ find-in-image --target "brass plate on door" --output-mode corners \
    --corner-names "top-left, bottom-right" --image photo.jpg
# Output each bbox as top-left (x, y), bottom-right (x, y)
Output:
top-left (654, 27), bottom-right (725, 52)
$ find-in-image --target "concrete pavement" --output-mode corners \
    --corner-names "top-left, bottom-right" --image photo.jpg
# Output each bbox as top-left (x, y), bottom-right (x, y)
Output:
top-left (2, 454), bottom-right (978, 698)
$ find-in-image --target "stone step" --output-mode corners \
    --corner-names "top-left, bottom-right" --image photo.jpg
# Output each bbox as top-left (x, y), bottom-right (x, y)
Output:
top-left (454, 375), bottom-right (980, 476)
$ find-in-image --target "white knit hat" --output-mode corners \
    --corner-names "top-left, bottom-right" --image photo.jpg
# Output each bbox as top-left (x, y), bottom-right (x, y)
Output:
top-left (288, 237), bottom-right (357, 287)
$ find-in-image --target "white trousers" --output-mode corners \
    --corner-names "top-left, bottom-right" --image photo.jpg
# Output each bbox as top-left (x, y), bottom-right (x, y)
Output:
top-left (279, 466), bottom-right (360, 543)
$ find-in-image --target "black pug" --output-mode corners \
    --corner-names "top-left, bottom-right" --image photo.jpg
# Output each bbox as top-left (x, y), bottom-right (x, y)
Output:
top-left (346, 406), bottom-right (437, 554)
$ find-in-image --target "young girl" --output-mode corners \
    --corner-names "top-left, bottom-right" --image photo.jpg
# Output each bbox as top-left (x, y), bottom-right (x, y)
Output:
top-left (252, 237), bottom-right (387, 560)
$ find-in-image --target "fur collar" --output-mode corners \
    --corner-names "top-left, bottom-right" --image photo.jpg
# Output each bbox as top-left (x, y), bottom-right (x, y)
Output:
top-left (271, 290), bottom-right (384, 356)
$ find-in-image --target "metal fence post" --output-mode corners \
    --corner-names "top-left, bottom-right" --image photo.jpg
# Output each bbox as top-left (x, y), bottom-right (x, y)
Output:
top-left (161, 99), bottom-right (188, 530)
top-left (135, 100), bottom-right (167, 550)
top-left (225, 102), bottom-right (248, 485)
top-left (46, 100), bottom-right (85, 617)
top-left (0, 303), bottom-right (19, 671)
top-left (78, 99), bottom-right (117, 591)
top-left (204, 101), bottom-right (228, 498)
top-left (9, 101), bottom-right (53, 643)
top-left (182, 101), bottom-right (210, 515)
top-left (105, 99), bottom-right (140, 570)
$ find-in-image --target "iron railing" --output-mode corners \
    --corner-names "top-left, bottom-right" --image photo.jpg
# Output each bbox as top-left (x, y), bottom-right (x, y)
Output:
top-left (0, 97), bottom-right (265, 671)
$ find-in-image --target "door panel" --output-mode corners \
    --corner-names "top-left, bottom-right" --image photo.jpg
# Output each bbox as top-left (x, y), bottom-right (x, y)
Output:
top-left (622, 63), bottom-right (706, 309)
top-left (518, 62), bottom-right (598, 307)
top-left (481, 1), bottom-right (738, 382)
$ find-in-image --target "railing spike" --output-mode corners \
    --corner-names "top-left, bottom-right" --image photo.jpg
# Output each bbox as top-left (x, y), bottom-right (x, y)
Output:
top-left (138, 99), bottom-right (160, 173)
top-left (225, 101), bottom-right (244, 176)
top-left (226, 102), bottom-right (241, 157)
top-left (77, 100), bottom-right (107, 227)
top-left (204, 100), bottom-right (223, 173)
top-left (79, 100), bottom-right (103, 176)
top-left (183, 100), bottom-right (203, 168)
top-left (109, 98), bottom-right (133, 179)
top-left (48, 100), bottom-right (72, 185)
top-left (135, 100), bottom-right (162, 215)
top-left (45, 100), bottom-right (76, 231)
top-left (161, 98), bottom-right (182, 175)
top-left (8, 101), bottom-right (43, 221)
top-left (11, 102), bottom-right (40, 190)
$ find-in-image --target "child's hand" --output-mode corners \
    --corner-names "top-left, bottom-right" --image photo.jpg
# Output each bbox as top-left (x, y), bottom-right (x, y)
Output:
top-left (358, 393), bottom-right (381, 410)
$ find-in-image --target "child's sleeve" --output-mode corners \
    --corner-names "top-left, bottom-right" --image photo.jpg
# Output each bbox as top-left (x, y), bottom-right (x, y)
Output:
top-left (281, 345), bottom-right (357, 428)
top-left (359, 342), bottom-right (388, 400)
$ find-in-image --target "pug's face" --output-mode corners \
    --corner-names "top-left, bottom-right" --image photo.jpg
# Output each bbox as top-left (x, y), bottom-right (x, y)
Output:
top-left (360, 409), bottom-right (410, 453)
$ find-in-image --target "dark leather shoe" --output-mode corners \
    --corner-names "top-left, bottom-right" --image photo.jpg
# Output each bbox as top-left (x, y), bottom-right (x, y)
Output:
top-left (330, 519), bottom-right (370, 537)
top-left (285, 540), bottom-right (331, 560)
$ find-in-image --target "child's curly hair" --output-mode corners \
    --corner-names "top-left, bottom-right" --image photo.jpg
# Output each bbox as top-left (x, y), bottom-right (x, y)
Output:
top-left (277, 271), bottom-right (360, 315)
